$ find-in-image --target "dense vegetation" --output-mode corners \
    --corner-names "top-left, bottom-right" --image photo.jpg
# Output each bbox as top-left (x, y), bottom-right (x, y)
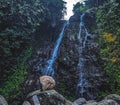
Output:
top-left (96, 1), bottom-right (120, 96)
top-left (0, 48), bottom-right (32, 102)
top-left (73, 0), bottom-right (108, 13)
top-left (0, 0), bottom-right (66, 102)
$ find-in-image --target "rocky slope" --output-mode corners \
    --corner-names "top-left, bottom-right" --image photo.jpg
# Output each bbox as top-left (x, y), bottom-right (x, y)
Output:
top-left (1, 92), bottom-right (120, 105)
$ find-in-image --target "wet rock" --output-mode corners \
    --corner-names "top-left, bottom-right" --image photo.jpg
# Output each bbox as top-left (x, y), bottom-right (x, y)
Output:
top-left (69, 13), bottom-right (81, 22)
top-left (73, 98), bottom-right (87, 105)
top-left (105, 94), bottom-right (120, 104)
top-left (86, 8), bottom-right (97, 16)
top-left (0, 95), bottom-right (8, 105)
top-left (84, 8), bottom-right (97, 31)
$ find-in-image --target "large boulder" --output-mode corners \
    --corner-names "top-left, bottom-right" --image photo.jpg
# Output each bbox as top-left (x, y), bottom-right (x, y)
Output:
top-left (105, 94), bottom-right (120, 104)
top-left (0, 95), bottom-right (8, 105)
top-left (25, 89), bottom-right (72, 105)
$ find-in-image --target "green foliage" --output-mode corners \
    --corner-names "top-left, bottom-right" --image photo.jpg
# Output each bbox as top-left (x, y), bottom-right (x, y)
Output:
top-left (0, 28), bottom-right (31, 82)
top-left (96, 1), bottom-right (120, 33)
top-left (0, 0), bottom-right (46, 35)
top-left (73, 2), bottom-right (88, 13)
top-left (0, 47), bottom-right (32, 101)
top-left (41, 0), bottom-right (66, 22)
top-left (84, 0), bottom-right (108, 8)
top-left (96, 1), bottom-right (120, 95)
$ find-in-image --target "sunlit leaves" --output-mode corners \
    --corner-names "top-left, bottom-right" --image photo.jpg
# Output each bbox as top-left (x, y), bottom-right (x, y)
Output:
top-left (103, 33), bottom-right (116, 43)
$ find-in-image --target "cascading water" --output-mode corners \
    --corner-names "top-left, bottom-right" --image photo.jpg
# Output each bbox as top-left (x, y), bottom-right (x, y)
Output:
top-left (77, 13), bottom-right (92, 98)
top-left (78, 13), bottom-right (85, 40)
top-left (41, 21), bottom-right (69, 76)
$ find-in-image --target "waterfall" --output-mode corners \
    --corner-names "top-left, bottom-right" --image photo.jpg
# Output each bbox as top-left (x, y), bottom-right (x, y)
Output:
top-left (78, 13), bottom-right (85, 40)
top-left (42, 21), bottom-right (69, 76)
top-left (77, 13), bottom-right (90, 97)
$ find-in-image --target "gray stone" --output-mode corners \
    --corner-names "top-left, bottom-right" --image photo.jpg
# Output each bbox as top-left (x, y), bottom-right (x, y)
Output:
top-left (22, 101), bottom-right (31, 105)
top-left (0, 95), bottom-right (8, 105)
top-left (65, 100), bottom-right (73, 105)
top-left (84, 102), bottom-right (97, 105)
top-left (27, 90), bottom-right (41, 98)
top-left (105, 94), bottom-right (120, 104)
top-left (32, 95), bottom-right (41, 105)
top-left (73, 98), bottom-right (87, 105)
top-left (98, 99), bottom-right (119, 105)
top-left (85, 100), bottom-right (97, 105)
top-left (27, 90), bottom-right (72, 105)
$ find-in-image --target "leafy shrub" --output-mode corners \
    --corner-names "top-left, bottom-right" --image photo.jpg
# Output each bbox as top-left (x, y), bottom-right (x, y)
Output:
top-left (0, 47), bottom-right (32, 101)
top-left (96, 1), bottom-right (120, 95)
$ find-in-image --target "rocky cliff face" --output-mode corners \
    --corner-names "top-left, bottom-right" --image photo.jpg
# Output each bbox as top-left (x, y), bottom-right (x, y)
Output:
top-left (55, 9), bottom-right (103, 100)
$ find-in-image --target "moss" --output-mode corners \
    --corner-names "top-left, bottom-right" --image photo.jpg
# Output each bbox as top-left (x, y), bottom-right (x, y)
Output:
top-left (0, 47), bottom-right (32, 102)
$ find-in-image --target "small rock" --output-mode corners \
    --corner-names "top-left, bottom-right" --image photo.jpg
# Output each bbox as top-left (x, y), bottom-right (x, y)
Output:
top-left (84, 100), bottom-right (97, 105)
top-left (73, 98), bottom-right (87, 105)
top-left (0, 95), bottom-right (8, 105)
top-left (22, 101), bottom-right (31, 105)
top-left (32, 95), bottom-right (41, 105)
top-left (105, 94), bottom-right (120, 104)
top-left (86, 100), bottom-right (96, 103)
